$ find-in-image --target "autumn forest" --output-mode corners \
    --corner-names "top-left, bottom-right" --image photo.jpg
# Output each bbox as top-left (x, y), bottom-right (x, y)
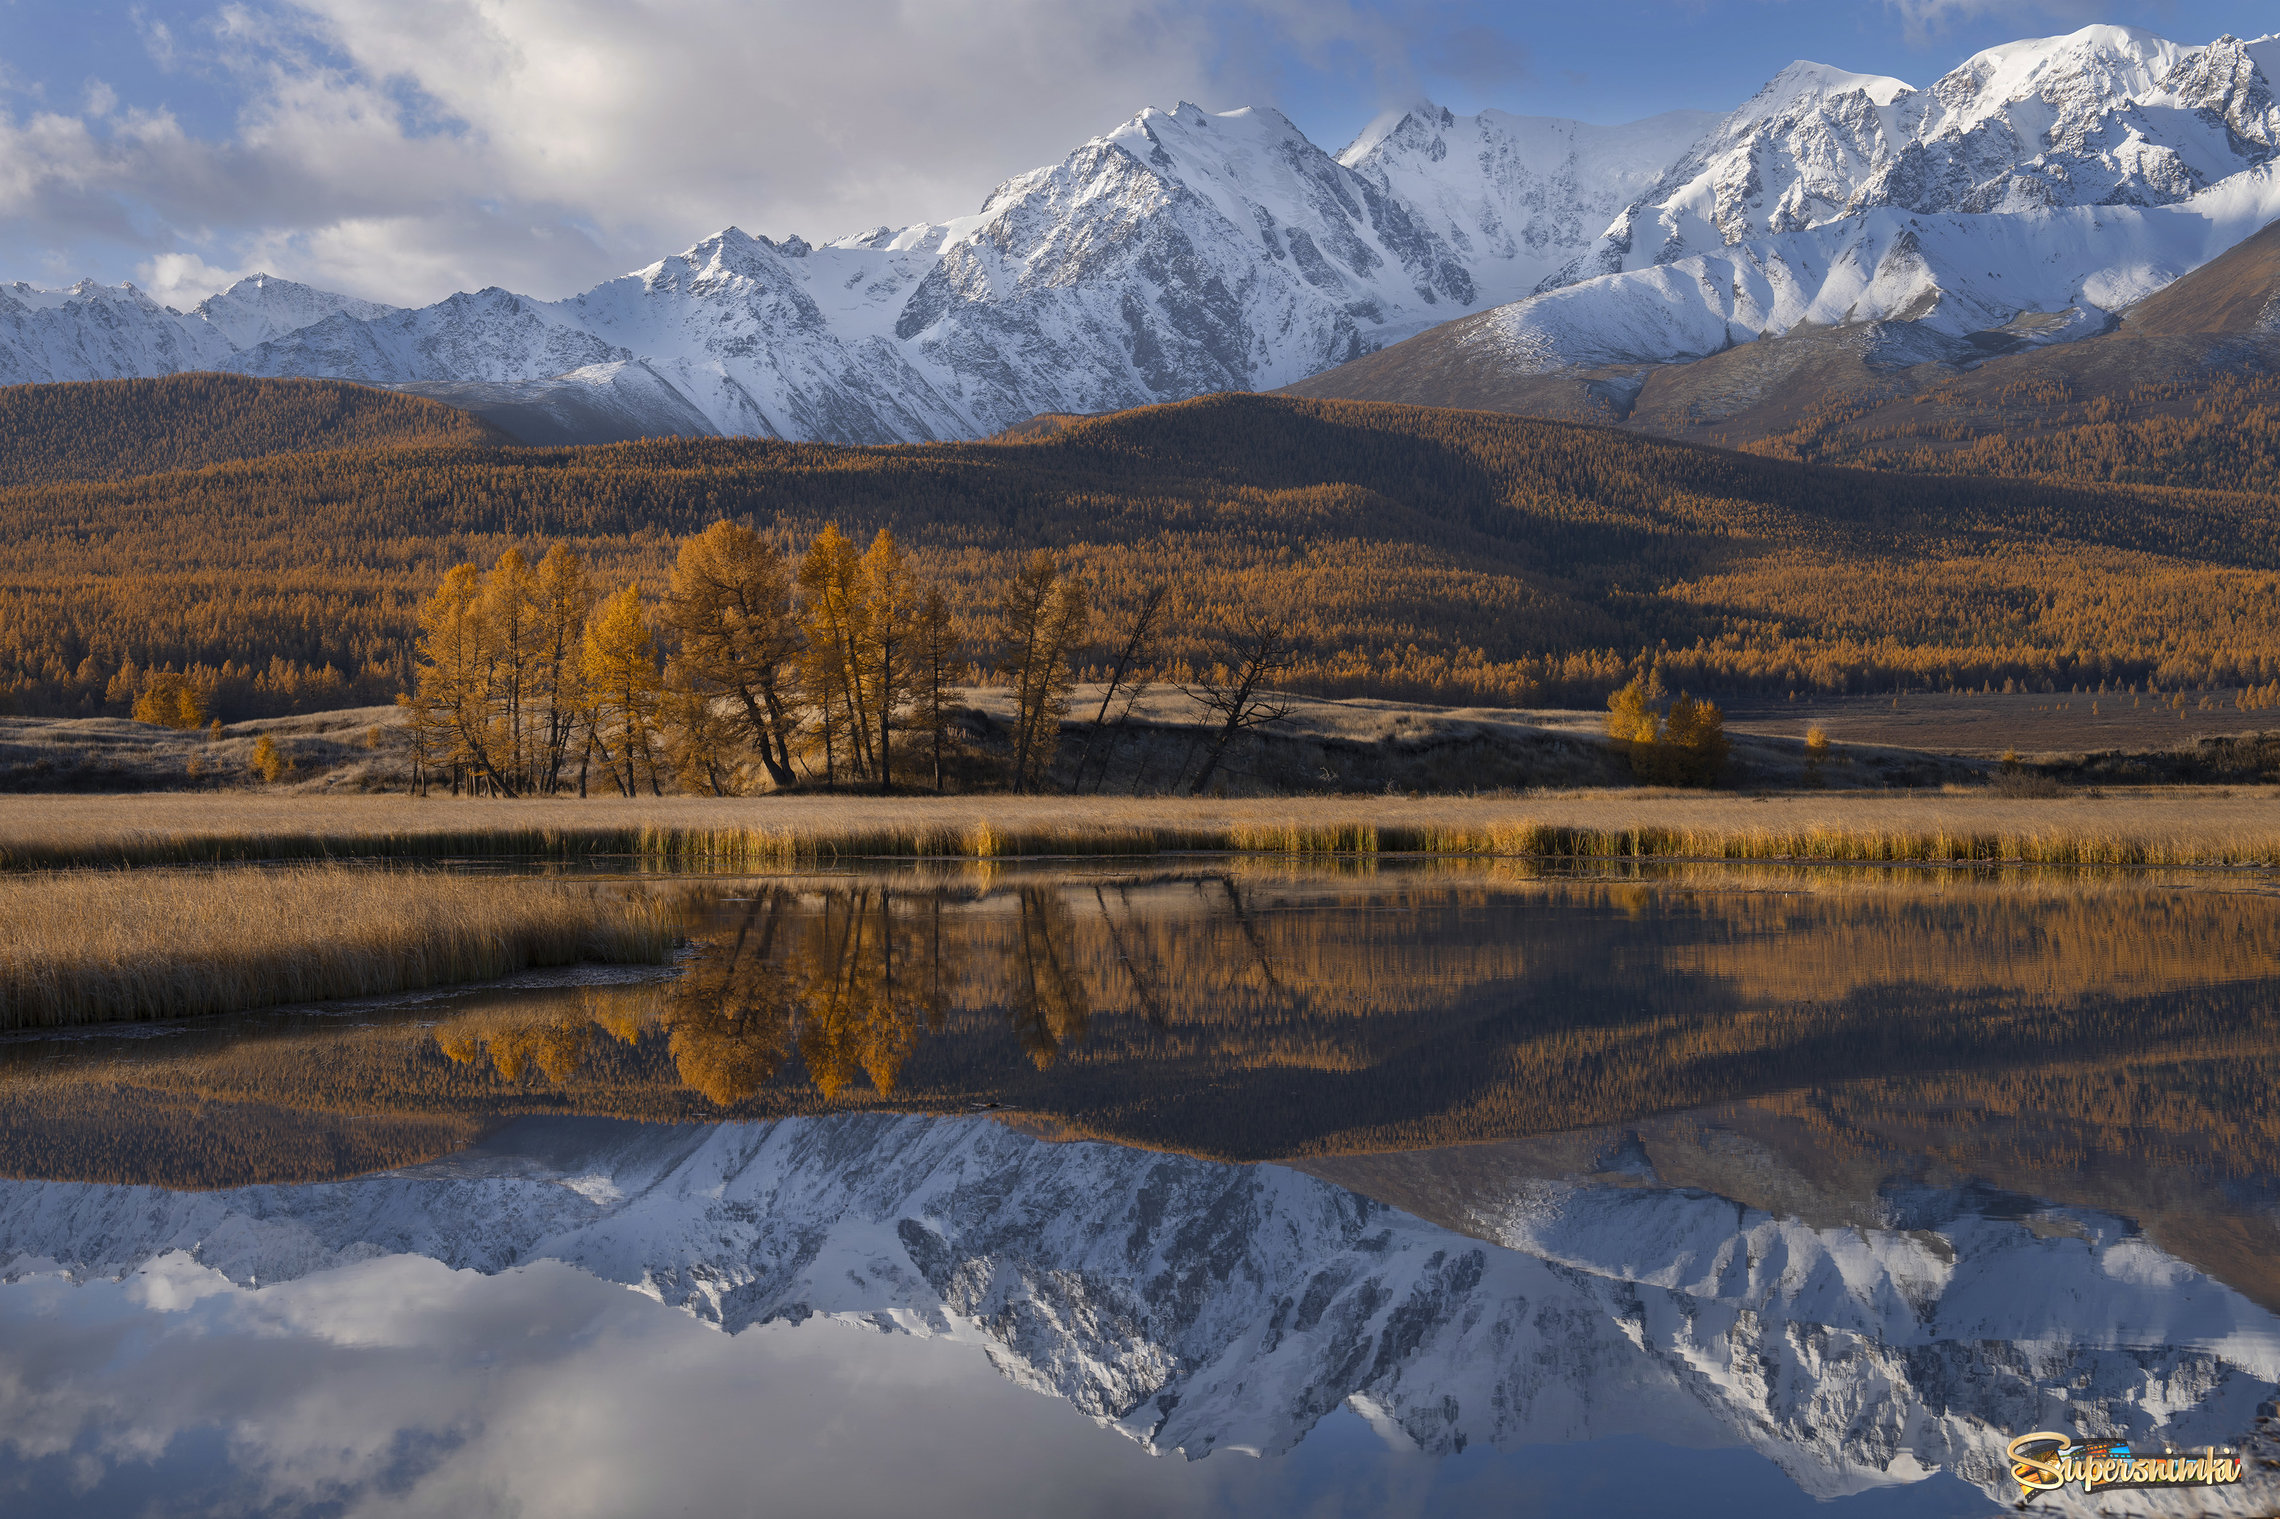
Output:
top-left (7, 374), bottom-right (2280, 731)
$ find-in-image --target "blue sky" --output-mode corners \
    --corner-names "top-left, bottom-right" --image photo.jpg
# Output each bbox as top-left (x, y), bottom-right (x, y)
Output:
top-left (1, 1), bottom-right (2274, 308)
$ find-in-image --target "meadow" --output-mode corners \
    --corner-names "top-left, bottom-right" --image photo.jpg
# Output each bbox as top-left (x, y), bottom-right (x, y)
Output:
top-left (0, 864), bottom-right (679, 1030)
top-left (6, 788), bottom-right (2280, 872)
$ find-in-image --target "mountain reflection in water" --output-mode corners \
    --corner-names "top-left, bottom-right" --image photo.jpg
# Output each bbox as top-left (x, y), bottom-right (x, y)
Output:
top-left (0, 1111), bottom-right (2274, 1517)
top-left (2, 864), bottom-right (2279, 1515)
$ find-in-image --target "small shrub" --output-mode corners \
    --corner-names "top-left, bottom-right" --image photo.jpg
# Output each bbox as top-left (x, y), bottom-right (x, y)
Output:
top-left (250, 734), bottom-right (290, 784)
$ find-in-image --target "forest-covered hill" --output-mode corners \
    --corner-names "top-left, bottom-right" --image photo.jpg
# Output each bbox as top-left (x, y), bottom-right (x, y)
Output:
top-left (3, 390), bottom-right (2277, 718)
top-left (0, 373), bottom-right (504, 488)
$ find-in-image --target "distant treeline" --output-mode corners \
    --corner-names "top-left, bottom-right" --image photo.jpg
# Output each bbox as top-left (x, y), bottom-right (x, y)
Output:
top-left (0, 372), bottom-right (498, 487)
top-left (1744, 370), bottom-right (2280, 493)
top-left (7, 389), bottom-right (2280, 721)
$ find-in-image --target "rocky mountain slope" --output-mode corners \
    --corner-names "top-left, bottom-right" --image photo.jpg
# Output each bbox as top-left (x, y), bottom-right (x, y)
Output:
top-left (0, 102), bottom-right (1707, 444)
top-left (1, 1112), bottom-right (2273, 1512)
top-left (1576, 29), bottom-right (2280, 283)
top-left (1283, 199), bottom-right (2280, 445)
top-left (1288, 27), bottom-right (2280, 426)
top-left (11, 26), bottom-right (2280, 444)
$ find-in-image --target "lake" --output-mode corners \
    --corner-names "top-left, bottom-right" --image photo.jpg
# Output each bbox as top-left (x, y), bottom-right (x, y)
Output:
top-left (2, 861), bottom-right (2276, 1516)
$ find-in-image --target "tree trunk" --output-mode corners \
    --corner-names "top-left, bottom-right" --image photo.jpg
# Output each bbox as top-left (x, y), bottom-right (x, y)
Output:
top-left (748, 685), bottom-right (797, 787)
top-left (878, 642), bottom-right (893, 794)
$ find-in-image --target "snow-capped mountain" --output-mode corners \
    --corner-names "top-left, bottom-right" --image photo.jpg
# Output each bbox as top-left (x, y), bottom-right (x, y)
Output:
top-left (551, 227), bottom-right (975, 441)
top-left (1577, 28), bottom-right (2280, 282)
top-left (185, 274), bottom-right (398, 351)
top-left (1454, 26), bottom-right (2280, 380)
top-left (0, 99), bottom-right (1704, 442)
top-left (223, 285), bottom-right (622, 386)
top-left (2, 1113), bottom-right (2273, 1512)
top-left (225, 102), bottom-right (1630, 442)
top-left (11, 25), bottom-right (2280, 441)
top-left (0, 280), bottom-right (236, 386)
top-left (1343, 105), bottom-right (1718, 304)
top-left (0, 274), bottom-right (399, 388)
top-left (198, 100), bottom-right (1712, 443)
top-left (1460, 172), bottom-right (2280, 378)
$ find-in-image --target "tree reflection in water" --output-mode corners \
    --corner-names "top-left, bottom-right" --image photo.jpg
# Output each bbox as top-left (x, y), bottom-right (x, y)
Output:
top-left (14, 866), bottom-right (2280, 1207)
top-left (584, 886), bottom-right (970, 1105)
top-left (1009, 889), bottom-right (1090, 1069)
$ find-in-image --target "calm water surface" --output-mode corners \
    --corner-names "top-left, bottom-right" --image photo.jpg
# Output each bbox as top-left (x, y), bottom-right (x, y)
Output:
top-left (2, 862), bottom-right (2277, 1517)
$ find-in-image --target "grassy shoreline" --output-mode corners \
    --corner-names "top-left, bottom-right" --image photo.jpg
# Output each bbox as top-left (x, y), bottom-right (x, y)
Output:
top-left (0, 866), bottom-right (679, 1031)
top-left (4, 789), bottom-right (2280, 871)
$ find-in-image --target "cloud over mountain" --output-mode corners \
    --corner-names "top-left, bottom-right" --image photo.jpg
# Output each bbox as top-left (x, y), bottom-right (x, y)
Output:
top-left (0, 0), bottom-right (1489, 308)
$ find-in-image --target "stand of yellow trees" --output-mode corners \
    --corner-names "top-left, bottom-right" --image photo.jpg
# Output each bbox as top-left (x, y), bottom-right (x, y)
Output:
top-left (402, 521), bottom-right (1088, 796)
top-left (1605, 674), bottom-right (1730, 787)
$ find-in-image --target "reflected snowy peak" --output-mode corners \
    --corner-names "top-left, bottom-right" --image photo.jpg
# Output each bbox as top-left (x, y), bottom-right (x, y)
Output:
top-left (2, 1112), bottom-right (2273, 1513)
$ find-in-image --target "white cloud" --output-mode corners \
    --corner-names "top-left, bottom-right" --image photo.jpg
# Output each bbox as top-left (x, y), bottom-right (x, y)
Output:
top-left (1881, 0), bottom-right (2108, 42)
top-left (0, 0), bottom-right (1412, 306)
top-left (136, 250), bottom-right (247, 307)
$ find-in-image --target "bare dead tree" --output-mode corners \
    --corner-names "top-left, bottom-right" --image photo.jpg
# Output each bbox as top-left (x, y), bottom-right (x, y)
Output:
top-left (1177, 606), bottom-right (1296, 796)
top-left (1073, 582), bottom-right (1168, 793)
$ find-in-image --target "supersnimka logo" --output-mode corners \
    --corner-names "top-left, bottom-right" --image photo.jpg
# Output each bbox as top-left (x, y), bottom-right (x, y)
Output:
top-left (2005, 1430), bottom-right (2245, 1501)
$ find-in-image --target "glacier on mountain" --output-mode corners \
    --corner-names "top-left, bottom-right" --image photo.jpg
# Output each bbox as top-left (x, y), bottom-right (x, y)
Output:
top-left (6, 25), bottom-right (2280, 440)
top-left (1, 1112), bottom-right (2273, 1513)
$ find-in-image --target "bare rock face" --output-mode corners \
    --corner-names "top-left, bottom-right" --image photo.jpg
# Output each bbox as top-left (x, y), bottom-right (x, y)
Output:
top-left (1, 1111), bottom-right (2275, 1512)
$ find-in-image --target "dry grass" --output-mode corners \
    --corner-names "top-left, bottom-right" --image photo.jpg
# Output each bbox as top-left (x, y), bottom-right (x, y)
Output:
top-left (4, 789), bottom-right (2280, 871)
top-left (0, 865), bottom-right (680, 1030)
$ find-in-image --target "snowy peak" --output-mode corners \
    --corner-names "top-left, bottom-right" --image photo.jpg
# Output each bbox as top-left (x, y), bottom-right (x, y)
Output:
top-left (0, 279), bottom-right (234, 383)
top-left (633, 227), bottom-right (803, 300)
top-left (220, 286), bottom-right (624, 386)
top-left (189, 275), bottom-right (399, 351)
top-left (1740, 60), bottom-right (1915, 122)
top-left (9, 24), bottom-right (2280, 443)
top-left (0, 1113), bottom-right (2274, 1511)
top-left (1340, 103), bottom-right (1719, 305)
top-left (1589, 24), bottom-right (2280, 282)
top-left (1934, 23), bottom-right (2183, 125)
top-left (1335, 100), bottom-right (1451, 168)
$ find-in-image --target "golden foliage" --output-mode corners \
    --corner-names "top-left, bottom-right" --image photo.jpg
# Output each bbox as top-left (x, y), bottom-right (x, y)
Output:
top-left (249, 733), bottom-right (288, 784)
top-left (1744, 371), bottom-right (2280, 493)
top-left (10, 393), bottom-right (2280, 720)
top-left (1603, 676), bottom-right (1728, 785)
top-left (0, 372), bottom-right (499, 487)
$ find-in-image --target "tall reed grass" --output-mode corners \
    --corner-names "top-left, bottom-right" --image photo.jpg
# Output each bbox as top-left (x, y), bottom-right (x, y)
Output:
top-left (0, 866), bottom-right (680, 1030)
top-left (3, 792), bottom-right (2278, 871)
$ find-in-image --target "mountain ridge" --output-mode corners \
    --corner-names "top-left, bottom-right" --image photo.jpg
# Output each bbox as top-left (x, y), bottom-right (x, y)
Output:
top-left (9, 24), bottom-right (2280, 444)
